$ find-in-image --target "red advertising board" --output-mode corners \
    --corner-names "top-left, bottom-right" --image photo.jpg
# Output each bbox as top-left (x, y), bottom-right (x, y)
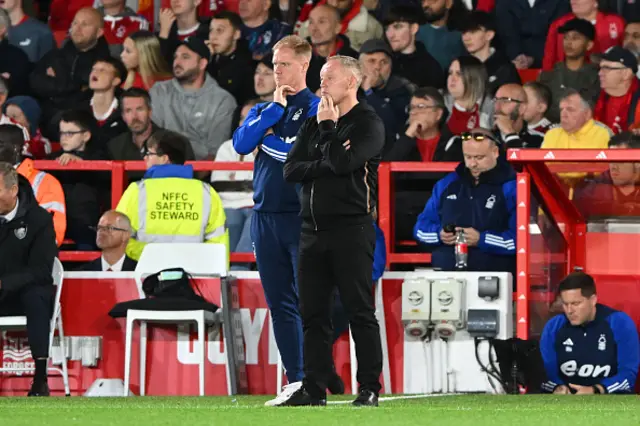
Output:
top-left (0, 273), bottom-right (407, 396)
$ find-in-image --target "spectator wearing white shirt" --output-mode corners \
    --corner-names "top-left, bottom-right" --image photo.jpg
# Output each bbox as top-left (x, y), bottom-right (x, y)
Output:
top-left (211, 99), bottom-right (258, 270)
top-left (77, 210), bottom-right (137, 271)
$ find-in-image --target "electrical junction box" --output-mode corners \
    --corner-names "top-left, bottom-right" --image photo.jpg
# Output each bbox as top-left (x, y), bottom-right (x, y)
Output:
top-left (430, 278), bottom-right (465, 327)
top-left (467, 309), bottom-right (500, 338)
top-left (401, 277), bottom-right (431, 322)
top-left (401, 277), bottom-right (466, 328)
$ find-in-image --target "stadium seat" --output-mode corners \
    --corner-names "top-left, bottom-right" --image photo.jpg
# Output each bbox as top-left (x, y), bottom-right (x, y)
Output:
top-left (0, 258), bottom-right (70, 396)
top-left (123, 243), bottom-right (231, 396)
top-left (53, 31), bottom-right (67, 48)
top-left (518, 69), bottom-right (541, 83)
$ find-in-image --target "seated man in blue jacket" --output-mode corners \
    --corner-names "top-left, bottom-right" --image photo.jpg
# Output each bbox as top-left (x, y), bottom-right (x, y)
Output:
top-left (540, 272), bottom-right (639, 394)
top-left (413, 128), bottom-right (517, 273)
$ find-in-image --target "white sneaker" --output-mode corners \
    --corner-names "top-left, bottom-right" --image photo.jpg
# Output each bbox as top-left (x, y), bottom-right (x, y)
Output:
top-left (264, 381), bottom-right (303, 406)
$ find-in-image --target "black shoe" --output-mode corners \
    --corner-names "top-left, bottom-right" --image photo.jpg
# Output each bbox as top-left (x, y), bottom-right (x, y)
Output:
top-left (274, 387), bottom-right (326, 407)
top-left (28, 381), bottom-right (50, 397)
top-left (327, 373), bottom-right (345, 395)
top-left (352, 389), bottom-right (378, 406)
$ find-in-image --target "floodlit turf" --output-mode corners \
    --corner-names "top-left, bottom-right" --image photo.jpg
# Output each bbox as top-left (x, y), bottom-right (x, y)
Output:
top-left (0, 394), bottom-right (638, 426)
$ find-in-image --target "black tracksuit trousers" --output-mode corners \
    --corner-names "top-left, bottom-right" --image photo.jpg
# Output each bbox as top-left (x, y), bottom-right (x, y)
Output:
top-left (299, 222), bottom-right (383, 397)
top-left (0, 285), bottom-right (53, 358)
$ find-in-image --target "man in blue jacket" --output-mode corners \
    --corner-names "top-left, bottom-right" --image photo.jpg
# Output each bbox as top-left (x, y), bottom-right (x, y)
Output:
top-left (540, 272), bottom-right (639, 394)
top-left (414, 128), bottom-right (517, 273)
top-left (232, 35), bottom-right (320, 405)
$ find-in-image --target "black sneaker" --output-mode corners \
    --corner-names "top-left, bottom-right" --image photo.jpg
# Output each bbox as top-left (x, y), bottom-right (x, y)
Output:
top-left (327, 373), bottom-right (345, 395)
top-left (28, 381), bottom-right (50, 397)
top-left (274, 386), bottom-right (326, 407)
top-left (352, 389), bottom-right (378, 407)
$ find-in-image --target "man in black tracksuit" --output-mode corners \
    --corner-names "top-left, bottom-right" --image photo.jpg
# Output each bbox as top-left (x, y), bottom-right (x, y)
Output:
top-left (281, 55), bottom-right (384, 407)
top-left (0, 162), bottom-right (57, 396)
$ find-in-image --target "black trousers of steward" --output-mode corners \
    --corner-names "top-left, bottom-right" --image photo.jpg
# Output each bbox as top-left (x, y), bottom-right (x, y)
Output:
top-left (0, 285), bottom-right (53, 358)
top-left (299, 222), bottom-right (383, 396)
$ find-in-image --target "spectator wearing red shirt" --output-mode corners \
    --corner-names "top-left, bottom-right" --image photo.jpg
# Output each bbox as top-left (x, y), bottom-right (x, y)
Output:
top-left (98, 0), bottom-right (150, 57)
top-left (444, 55), bottom-right (493, 135)
top-left (120, 30), bottom-right (172, 90)
top-left (385, 87), bottom-right (458, 163)
top-left (593, 46), bottom-right (640, 134)
top-left (383, 87), bottom-right (458, 244)
top-left (575, 131), bottom-right (640, 217)
top-left (4, 96), bottom-right (52, 158)
top-left (543, 0), bottom-right (625, 71)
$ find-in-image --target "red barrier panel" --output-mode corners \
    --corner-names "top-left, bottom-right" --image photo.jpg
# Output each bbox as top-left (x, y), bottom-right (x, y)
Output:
top-left (0, 274), bottom-right (405, 396)
top-left (377, 162), bottom-right (457, 267)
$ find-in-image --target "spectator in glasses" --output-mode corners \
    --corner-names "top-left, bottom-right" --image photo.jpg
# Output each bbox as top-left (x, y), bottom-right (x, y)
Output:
top-left (47, 109), bottom-right (108, 251)
top-left (414, 127), bottom-right (517, 274)
top-left (77, 210), bottom-right (137, 271)
top-left (593, 46), bottom-right (640, 134)
top-left (384, 87), bottom-right (458, 245)
top-left (493, 83), bottom-right (543, 149)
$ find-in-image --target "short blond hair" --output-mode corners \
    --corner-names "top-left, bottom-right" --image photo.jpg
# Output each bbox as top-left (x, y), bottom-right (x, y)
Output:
top-left (326, 55), bottom-right (363, 86)
top-left (272, 35), bottom-right (313, 62)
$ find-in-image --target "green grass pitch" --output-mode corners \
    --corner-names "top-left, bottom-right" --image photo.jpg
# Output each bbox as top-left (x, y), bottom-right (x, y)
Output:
top-left (0, 394), bottom-right (638, 425)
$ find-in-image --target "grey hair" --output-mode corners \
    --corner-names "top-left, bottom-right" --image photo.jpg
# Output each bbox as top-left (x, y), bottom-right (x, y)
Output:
top-left (0, 77), bottom-right (7, 94)
top-left (326, 55), bottom-right (363, 86)
top-left (561, 88), bottom-right (592, 111)
top-left (0, 9), bottom-right (10, 32)
top-left (103, 209), bottom-right (133, 233)
top-left (0, 161), bottom-right (18, 189)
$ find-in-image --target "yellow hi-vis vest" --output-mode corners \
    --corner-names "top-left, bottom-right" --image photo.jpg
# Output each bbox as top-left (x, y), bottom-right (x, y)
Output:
top-left (116, 177), bottom-right (229, 261)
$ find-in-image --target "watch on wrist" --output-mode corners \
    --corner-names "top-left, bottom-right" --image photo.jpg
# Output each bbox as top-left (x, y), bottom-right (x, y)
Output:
top-left (592, 385), bottom-right (602, 394)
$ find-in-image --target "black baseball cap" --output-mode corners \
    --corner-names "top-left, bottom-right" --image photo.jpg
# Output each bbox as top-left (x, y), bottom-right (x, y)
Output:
top-left (177, 37), bottom-right (210, 62)
top-left (594, 46), bottom-right (639, 74)
top-left (359, 39), bottom-right (392, 58)
top-left (558, 18), bottom-right (596, 41)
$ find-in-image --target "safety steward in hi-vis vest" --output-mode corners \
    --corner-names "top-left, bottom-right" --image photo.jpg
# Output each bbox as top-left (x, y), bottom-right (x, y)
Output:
top-left (116, 132), bottom-right (228, 261)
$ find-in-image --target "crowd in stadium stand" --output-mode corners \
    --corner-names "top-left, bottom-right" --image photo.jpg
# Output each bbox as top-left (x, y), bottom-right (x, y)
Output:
top-left (0, 0), bottom-right (638, 259)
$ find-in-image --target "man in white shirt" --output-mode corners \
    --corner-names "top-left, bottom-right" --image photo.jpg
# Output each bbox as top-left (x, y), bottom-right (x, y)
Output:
top-left (78, 210), bottom-right (137, 271)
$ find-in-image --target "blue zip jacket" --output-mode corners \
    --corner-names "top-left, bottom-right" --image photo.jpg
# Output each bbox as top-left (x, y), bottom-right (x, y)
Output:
top-left (540, 304), bottom-right (639, 394)
top-left (144, 164), bottom-right (194, 179)
top-left (233, 89), bottom-right (319, 213)
top-left (414, 159), bottom-right (517, 272)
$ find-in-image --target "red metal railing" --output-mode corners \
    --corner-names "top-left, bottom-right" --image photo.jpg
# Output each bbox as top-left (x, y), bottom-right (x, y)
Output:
top-left (377, 162), bottom-right (458, 267)
top-left (508, 148), bottom-right (640, 338)
top-left (33, 160), bottom-right (255, 263)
